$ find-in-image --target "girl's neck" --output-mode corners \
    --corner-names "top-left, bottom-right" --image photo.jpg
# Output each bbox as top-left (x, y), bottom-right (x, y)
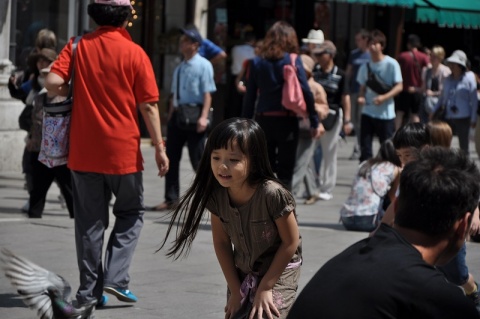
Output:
top-left (227, 183), bottom-right (257, 207)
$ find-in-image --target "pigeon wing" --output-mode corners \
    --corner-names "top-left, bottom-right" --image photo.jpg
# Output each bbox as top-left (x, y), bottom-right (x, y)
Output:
top-left (1, 248), bottom-right (72, 319)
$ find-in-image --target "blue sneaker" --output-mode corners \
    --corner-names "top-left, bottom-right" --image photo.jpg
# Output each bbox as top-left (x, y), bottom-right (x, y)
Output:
top-left (104, 287), bottom-right (138, 303)
top-left (97, 295), bottom-right (108, 308)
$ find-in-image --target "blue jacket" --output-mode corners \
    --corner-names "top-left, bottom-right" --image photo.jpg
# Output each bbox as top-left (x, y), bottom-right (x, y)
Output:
top-left (242, 53), bottom-right (319, 128)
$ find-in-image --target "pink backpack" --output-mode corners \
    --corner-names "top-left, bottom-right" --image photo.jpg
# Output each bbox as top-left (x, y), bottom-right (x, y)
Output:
top-left (282, 53), bottom-right (307, 117)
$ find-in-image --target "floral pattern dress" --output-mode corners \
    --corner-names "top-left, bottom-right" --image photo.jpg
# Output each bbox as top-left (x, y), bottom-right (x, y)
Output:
top-left (340, 161), bottom-right (397, 219)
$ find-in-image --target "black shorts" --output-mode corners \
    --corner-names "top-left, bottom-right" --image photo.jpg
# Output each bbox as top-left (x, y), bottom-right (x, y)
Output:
top-left (395, 91), bottom-right (423, 114)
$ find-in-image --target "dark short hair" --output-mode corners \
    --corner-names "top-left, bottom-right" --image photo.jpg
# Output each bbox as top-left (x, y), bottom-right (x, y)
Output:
top-left (395, 147), bottom-right (480, 237)
top-left (407, 34), bottom-right (422, 49)
top-left (393, 123), bottom-right (431, 150)
top-left (87, 3), bottom-right (131, 27)
top-left (356, 28), bottom-right (370, 40)
top-left (370, 29), bottom-right (387, 49)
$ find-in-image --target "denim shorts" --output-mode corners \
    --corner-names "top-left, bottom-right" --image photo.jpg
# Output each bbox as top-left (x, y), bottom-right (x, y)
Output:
top-left (341, 215), bottom-right (377, 232)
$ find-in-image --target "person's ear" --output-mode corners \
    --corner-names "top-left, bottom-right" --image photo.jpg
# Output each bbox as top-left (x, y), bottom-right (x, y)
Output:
top-left (454, 212), bottom-right (472, 241)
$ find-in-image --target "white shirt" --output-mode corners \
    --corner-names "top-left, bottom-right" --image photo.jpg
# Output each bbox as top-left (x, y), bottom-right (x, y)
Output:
top-left (231, 44), bottom-right (255, 75)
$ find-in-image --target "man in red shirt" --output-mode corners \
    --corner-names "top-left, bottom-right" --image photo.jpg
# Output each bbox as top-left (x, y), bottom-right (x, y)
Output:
top-left (395, 34), bottom-right (429, 130)
top-left (45, 0), bottom-right (169, 308)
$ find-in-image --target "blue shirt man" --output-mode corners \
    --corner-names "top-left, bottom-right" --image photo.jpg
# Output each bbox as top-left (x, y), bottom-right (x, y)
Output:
top-left (355, 30), bottom-right (403, 162)
top-left (151, 27), bottom-right (216, 211)
top-left (171, 53), bottom-right (216, 106)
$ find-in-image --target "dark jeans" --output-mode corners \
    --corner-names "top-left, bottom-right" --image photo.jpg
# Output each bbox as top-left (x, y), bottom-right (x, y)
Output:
top-left (164, 112), bottom-right (207, 203)
top-left (28, 152), bottom-right (74, 218)
top-left (359, 114), bottom-right (395, 162)
top-left (256, 114), bottom-right (299, 190)
top-left (225, 74), bottom-right (244, 119)
top-left (446, 117), bottom-right (471, 154)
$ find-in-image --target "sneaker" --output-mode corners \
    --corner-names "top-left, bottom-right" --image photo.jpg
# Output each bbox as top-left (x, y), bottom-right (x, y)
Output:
top-left (318, 192), bottom-right (333, 201)
top-left (304, 196), bottom-right (318, 205)
top-left (104, 287), bottom-right (138, 303)
top-left (349, 150), bottom-right (361, 160)
top-left (97, 295), bottom-right (108, 308)
top-left (58, 194), bottom-right (67, 209)
top-left (21, 201), bottom-right (29, 213)
top-left (349, 146), bottom-right (361, 160)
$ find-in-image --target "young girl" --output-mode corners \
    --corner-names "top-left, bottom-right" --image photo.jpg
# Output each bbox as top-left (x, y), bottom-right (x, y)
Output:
top-left (340, 139), bottom-right (401, 232)
top-left (160, 118), bottom-right (302, 319)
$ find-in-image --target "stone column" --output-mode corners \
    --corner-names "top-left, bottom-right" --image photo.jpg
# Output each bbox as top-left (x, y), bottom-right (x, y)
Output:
top-left (0, 0), bottom-right (26, 173)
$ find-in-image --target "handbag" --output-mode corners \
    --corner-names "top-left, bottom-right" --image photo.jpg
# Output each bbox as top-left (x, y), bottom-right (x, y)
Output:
top-left (322, 106), bottom-right (340, 131)
top-left (423, 68), bottom-right (438, 114)
top-left (176, 104), bottom-right (213, 131)
top-left (282, 53), bottom-right (307, 117)
top-left (38, 36), bottom-right (81, 168)
top-left (174, 66), bottom-right (213, 131)
top-left (366, 63), bottom-right (393, 95)
top-left (18, 104), bottom-right (33, 132)
top-left (424, 96), bottom-right (438, 114)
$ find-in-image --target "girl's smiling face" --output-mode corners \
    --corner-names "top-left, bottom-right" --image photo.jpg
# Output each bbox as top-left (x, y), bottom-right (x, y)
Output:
top-left (396, 147), bottom-right (420, 167)
top-left (211, 140), bottom-right (250, 190)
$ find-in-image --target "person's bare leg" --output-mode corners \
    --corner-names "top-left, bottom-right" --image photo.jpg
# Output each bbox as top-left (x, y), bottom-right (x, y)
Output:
top-left (410, 113), bottom-right (420, 124)
top-left (395, 111), bottom-right (405, 131)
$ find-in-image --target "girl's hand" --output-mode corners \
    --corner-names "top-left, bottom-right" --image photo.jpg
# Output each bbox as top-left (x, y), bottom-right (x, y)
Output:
top-left (249, 289), bottom-right (280, 319)
top-left (225, 291), bottom-right (242, 319)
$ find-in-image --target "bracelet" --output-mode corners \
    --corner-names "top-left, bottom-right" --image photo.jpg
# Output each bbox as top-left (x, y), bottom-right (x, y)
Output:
top-left (152, 140), bottom-right (166, 151)
top-left (344, 120), bottom-right (352, 124)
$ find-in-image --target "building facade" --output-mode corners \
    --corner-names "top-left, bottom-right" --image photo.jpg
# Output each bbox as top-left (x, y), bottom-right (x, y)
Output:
top-left (1, 0), bottom-right (479, 172)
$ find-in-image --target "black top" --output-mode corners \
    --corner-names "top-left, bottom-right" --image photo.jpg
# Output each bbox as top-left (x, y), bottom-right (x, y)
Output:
top-left (313, 64), bottom-right (348, 110)
top-left (288, 224), bottom-right (480, 319)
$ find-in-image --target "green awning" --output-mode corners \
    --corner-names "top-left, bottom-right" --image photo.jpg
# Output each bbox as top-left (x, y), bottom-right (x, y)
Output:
top-left (325, 0), bottom-right (415, 7)
top-left (414, 0), bottom-right (480, 29)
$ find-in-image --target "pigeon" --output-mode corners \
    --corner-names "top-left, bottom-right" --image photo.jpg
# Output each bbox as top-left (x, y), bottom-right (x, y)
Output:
top-left (1, 248), bottom-right (96, 319)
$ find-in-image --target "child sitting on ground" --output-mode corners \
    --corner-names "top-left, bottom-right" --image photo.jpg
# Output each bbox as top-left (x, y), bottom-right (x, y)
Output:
top-left (340, 139), bottom-right (401, 232)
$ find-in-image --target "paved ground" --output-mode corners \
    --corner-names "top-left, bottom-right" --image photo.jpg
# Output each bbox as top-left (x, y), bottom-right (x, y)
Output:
top-left (1, 136), bottom-right (480, 318)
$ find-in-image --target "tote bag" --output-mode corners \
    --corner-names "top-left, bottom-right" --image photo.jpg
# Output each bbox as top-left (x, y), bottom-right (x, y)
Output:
top-left (39, 36), bottom-right (81, 168)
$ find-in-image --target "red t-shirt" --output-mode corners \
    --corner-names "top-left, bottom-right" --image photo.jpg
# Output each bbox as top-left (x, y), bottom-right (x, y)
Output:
top-left (397, 50), bottom-right (429, 91)
top-left (50, 26), bottom-right (159, 174)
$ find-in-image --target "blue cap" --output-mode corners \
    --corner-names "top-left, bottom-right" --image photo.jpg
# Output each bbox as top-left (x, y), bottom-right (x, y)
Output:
top-left (180, 28), bottom-right (203, 44)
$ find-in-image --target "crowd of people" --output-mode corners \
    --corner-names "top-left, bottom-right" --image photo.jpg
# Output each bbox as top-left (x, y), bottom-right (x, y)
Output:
top-left (7, 0), bottom-right (480, 318)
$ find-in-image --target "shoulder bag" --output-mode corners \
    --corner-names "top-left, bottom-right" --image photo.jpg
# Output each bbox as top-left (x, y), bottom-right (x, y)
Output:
top-left (175, 65), bottom-right (213, 131)
top-left (366, 63), bottom-right (393, 95)
top-left (38, 36), bottom-right (81, 168)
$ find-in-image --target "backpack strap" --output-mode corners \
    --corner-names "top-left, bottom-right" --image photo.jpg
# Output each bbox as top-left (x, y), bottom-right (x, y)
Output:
top-left (289, 53), bottom-right (298, 68)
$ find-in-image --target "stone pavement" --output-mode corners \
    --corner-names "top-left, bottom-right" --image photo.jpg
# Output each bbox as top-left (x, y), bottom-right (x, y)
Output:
top-left (1, 136), bottom-right (480, 318)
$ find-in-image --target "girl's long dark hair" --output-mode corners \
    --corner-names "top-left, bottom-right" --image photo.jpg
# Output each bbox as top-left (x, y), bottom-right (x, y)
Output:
top-left (159, 118), bottom-right (277, 259)
top-left (358, 139), bottom-right (401, 178)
